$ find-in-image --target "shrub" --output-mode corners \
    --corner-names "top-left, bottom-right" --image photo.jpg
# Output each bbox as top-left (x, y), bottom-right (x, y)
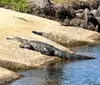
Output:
top-left (0, 0), bottom-right (29, 13)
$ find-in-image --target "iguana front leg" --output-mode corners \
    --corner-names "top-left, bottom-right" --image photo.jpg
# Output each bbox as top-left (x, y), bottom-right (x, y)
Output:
top-left (19, 44), bottom-right (33, 50)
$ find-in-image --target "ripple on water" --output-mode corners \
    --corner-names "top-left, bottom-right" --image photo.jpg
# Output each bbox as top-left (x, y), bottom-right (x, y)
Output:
top-left (11, 45), bottom-right (100, 85)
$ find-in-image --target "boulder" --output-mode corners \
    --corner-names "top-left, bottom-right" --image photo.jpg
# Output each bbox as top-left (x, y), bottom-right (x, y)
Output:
top-left (28, 0), bottom-right (56, 18)
top-left (96, 6), bottom-right (100, 17)
top-left (54, 5), bottom-right (76, 20)
top-left (28, 0), bottom-right (52, 9)
top-left (32, 27), bottom-right (100, 47)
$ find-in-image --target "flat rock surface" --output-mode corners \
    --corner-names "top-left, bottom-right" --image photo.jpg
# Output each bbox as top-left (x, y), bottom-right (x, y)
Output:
top-left (0, 6), bottom-right (99, 85)
top-left (0, 67), bottom-right (20, 85)
top-left (0, 8), bottom-right (73, 70)
top-left (35, 26), bottom-right (100, 47)
top-left (0, 8), bottom-right (99, 70)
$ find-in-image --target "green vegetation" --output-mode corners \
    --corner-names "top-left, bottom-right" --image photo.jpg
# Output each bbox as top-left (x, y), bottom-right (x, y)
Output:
top-left (0, 0), bottom-right (65, 13)
top-left (0, 0), bottom-right (29, 13)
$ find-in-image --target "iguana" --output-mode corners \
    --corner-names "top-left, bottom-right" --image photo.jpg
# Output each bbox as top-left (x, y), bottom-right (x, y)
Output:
top-left (6, 37), bottom-right (95, 60)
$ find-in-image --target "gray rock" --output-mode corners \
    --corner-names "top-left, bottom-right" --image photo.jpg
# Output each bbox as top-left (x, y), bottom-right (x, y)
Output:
top-left (28, 0), bottom-right (55, 17)
top-left (61, 18), bottom-right (96, 30)
top-left (83, 8), bottom-right (90, 21)
top-left (76, 13), bottom-right (83, 19)
top-left (90, 10), bottom-right (97, 16)
top-left (87, 13), bottom-right (100, 32)
top-left (28, 0), bottom-right (52, 9)
top-left (75, 9), bottom-right (84, 13)
top-left (96, 6), bottom-right (100, 17)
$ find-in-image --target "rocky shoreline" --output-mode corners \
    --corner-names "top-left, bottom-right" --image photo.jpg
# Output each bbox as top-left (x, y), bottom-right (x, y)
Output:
top-left (28, 0), bottom-right (100, 35)
top-left (0, 0), bottom-right (100, 84)
top-left (28, 0), bottom-right (100, 19)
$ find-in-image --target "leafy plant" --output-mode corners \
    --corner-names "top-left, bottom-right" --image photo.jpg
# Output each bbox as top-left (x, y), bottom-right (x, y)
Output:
top-left (0, 0), bottom-right (29, 13)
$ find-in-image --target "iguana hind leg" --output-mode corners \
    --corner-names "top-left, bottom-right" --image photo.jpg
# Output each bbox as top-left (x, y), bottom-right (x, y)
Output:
top-left (39, 47), bottom-right (55, 56)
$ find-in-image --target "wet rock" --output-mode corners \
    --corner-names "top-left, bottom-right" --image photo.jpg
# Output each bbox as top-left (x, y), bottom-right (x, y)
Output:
top-left (0, 67), bottom-right (20, 85)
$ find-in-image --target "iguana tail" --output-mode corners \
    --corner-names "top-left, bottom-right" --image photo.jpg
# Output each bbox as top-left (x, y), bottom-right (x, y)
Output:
top-left (54, 50), bottom-right (95, 59)
top-left (6, 37), bottom-right (28, 44)
top-left (32, 31), bottom-right (43, 36)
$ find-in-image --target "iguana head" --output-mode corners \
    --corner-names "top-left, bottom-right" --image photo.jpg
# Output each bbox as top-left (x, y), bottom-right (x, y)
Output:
top-left (6, 37), bottom-right (28, 44)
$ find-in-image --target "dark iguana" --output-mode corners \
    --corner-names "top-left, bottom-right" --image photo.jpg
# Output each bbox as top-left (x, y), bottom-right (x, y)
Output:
top-left (6, 37), bottom-right (95, 60)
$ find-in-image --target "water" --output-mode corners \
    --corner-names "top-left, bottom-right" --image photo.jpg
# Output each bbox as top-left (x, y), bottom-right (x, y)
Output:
top-left (11, 45), bottom-right (100, 85)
